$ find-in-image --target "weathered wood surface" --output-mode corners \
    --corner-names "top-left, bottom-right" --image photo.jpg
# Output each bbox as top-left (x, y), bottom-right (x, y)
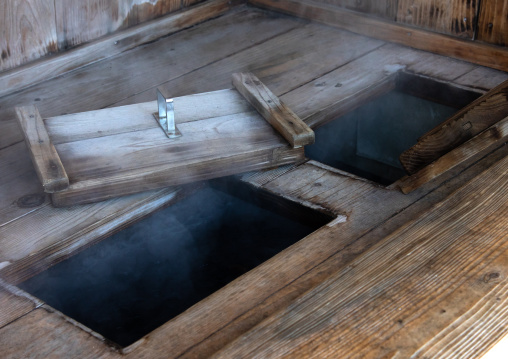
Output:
top-left (232, 72), bottom-right (314, 148)
top-left (15, 106), bottom-right (69, 193)
top-left (0, 306), bottom-right (121, 359)
top-left (0, 280), bottom-right (41, 330)
top-left (400, 79), bottom-right (508, 174)
top-left (0, 0), bottom-right (235, 99)
top-left (397, 116), bottom-right (508, 194)
top-left (477, 0), bottom-right (508, 47)
top-left (0, 6), bottom-right (507, 358)
top-left (45, 89), bottom-right (304, 206)
top-left (396, 0), bottom-right (478, 38)
top-left (310, 0), bottom-right (398, 20)
top-left (249, 0), bottom-right (508, 72)
top-left (0, 0), bottom-right (58, 72)
top-left (212, 152), bottom-right (508, 359)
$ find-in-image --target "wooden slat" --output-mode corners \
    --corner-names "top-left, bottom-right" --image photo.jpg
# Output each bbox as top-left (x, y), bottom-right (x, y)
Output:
top-left (397, 116), bottom-right (508, 194)
top-left (211, 152), bottom-right (508, 359)
top-left (0, 307), bottom-right (121, 358)
top-left (400, 79), bottom-right (508, 174)
top-left (0, 0), bottom-right (58, 72)
top-left (0, 0), bottom-right (234, 99)
top-left (15, 106), bottom-right (69, 193)
top-left (233, 72), bottom-right (314, 148)
top-left (0, 282), bottom-right (40, 330)
top-left (477, 0), bottom-right (508, 47)
top-left (249, 0), bottom-right (508, 72)
top-left (396, 0), bottom-right (478, 39)
top-left (311, 0), bottom-right (398, 20)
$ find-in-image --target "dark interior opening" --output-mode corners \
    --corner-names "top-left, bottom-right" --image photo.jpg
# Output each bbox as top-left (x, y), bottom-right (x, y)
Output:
top-left (18, 178), bottom-right (332, 347)
top-left (305, 72), bottom-right (483, 185)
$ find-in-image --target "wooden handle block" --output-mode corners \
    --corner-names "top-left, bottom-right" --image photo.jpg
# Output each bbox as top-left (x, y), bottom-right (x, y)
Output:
top-left (15, 106), bottom-right (69, 193)
top-left (232, 72), bottom-right (314, 148)
top-left (397, 115), bottom-right (508, 194)
top-left (400, 79), bottom-right (508, 174)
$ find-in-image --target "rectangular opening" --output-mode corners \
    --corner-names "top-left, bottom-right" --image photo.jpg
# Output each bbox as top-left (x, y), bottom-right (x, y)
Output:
top-left (305, 72), bottom-right (483, 185)
top-left (18, 178), bottom-right (332, 348)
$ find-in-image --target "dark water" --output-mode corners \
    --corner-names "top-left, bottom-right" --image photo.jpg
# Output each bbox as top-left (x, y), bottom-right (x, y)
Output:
top-left (19, 179), bottom-right (330, 347)
top-left (305, 91), bottom-right (459, 185)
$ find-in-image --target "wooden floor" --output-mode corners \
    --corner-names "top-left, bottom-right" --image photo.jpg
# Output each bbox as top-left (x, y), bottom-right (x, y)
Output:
top-left (1, 4), bottom-right (508, 358)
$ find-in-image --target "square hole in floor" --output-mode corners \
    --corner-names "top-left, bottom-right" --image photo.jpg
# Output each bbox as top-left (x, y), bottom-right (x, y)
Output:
top-left (18, 178), bottom-right (331, 347)
top-left (305, 72), bottom-right (482, 185)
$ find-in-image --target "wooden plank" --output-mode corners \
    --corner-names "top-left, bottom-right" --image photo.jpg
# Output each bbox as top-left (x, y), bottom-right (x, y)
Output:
top-left (477, 0), bottom-right (508, 47)
top-left (396, 0), bottom-right (478, 39)
top-left (211, 153), bottom-right (508, 359)
top-left (0, 0), bottom-right (234, 98)
top-left (55, 0), bottom-right (181, 50)
top-left (400, 79), bottom-right (508, 174)
top-left (15, 106), bottom-right (69, 193)
top-left (0, 281), bottom-right (40, 330)
top-left (44, 91), bottom-right (304, 206)
top-left (0, 0), bottom-right (58, 72)
top-left (397, 116), bottom-right (508, 193)
top-left (0, 307), bottom-right (121, 358)
top-left (232, 72), bottom-right (314, 148)
top-left (454, 66), bottom-right (508, 91)
top-left (249, 0), bottom-right (508, 72)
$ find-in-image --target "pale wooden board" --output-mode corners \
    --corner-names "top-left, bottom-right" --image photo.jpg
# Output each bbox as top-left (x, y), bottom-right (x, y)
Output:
top-left (55, 0), bottom-right (181, 50)
top-left (310, 0), bottom-right (398, 20)
top-left (455, 66), bottom-right (508, 91)
top-left (211, 150), bottom-right (508, 359)
top-left (396, 0), bottom-right (478, 38)
top-left (0, 0), bottom-right (234, 98)
top-left (42, 89), bottom-right (304, 206)
top-left (0, 0), bottom-right (58, 72)
top-left (0, 307), bottom-right (121, 359)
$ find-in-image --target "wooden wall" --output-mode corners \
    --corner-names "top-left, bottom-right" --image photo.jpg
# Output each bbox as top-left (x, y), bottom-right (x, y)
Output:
top-left (0, 0), bottom-right (204, 72)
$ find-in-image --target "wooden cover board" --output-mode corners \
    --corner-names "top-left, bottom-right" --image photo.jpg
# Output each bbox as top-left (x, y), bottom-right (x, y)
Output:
top-left (19, 89), bottom-right (304, 206)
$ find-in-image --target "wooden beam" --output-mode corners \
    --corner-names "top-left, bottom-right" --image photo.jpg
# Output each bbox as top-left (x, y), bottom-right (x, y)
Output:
top-left (15, 106), bottom-right (69, 193)
top-left (232, 72), bottom-right (314, 148)
top-left (0, 0), bottom-right (234, 99)
top-left (400, 79), bottom-right (508, 174)
top-left (396, 116), bottom-right (508, 194)
top-left (248, 0), bottom-right (508, 72)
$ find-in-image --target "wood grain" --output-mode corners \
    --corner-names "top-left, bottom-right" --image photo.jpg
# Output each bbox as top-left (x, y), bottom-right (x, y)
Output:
top-left (0, 0), bottom-right (58, 72)
top-left (233, 72), bottom-right (314, 148)
top-left (46, 91), bottom-right (304, 206)
top-left (15, 106), bottom-right (69, 193)
top-left (211, 151), bottom-right (508, 359)
top-left (477, 0), bottom-right (508, 47)
top-left (397, 0), bottom-right (478, 38)
top-left (310, 0), bottom-right (398, 19)
top-left (397, 116), bottom-right (508, 194)
top-left (249, 0), bottom-right (508, 72)
top-left (0, 0), bottom-right (234, 99)
top-left (400, 79), bottom-right (508, 174)
top-left (0, 281), bottom-right (39, 330)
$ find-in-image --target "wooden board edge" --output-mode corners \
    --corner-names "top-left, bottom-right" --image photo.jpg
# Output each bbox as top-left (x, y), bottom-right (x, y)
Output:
top-left (232, 72), bottom-right (315, 148)
top-left (51, 146), bottom-right (305, 207)
top-left (248, 0), bottom-right (508, 73)
top-left (15, 106), bottom-right (69, 193)
top-left (400, 79), bottom-right (508, 174)
top-left (396, 116), bottom-right (508, 194)
top-left (0, 0), bottom-right (236, 98)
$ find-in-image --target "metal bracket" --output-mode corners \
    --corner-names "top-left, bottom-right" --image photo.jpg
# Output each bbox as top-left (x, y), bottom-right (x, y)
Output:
top-left (153, 89), bottom-right (182, 138)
